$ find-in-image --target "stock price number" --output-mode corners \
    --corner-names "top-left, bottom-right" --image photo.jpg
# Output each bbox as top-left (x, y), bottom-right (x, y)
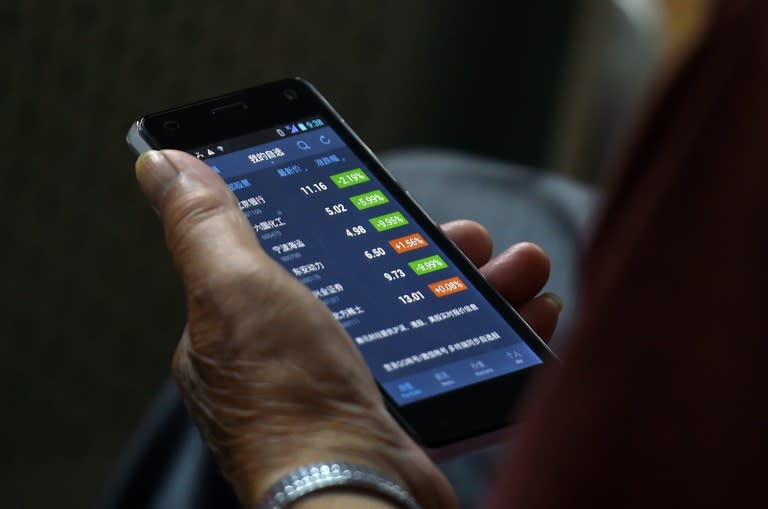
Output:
top-left (364, 247), bottom-right (387, 259)
top-left (383, 268), bottom-right (406, 282)
top-left (325, 203), bottom-right (348, 216)
top-left (299, 182), bottom-right (328, 195)
top-left (398, 290), bottom-right (425, 305)
top-left (345, 225), bottom-right (367, 238)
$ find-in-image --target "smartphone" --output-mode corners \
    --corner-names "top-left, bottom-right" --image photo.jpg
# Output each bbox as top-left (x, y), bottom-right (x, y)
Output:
top-left (127, 78), bottom-right (555, 453)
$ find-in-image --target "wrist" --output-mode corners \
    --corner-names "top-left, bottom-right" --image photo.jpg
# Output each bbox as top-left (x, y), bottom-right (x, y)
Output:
top-left (293, 492), bottom-right (399, 509)
top-left (253, 461), bottom-right (421, 509)
top-left (234, 427), bottom-right (414, 506)
top-left (221, 408), bottom-right (458, 509)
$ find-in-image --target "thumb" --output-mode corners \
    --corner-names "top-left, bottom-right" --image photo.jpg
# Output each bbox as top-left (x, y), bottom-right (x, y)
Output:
top-left (135, 149), bottom-right (269, 291)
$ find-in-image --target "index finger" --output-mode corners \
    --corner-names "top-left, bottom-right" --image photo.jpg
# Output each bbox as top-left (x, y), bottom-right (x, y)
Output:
top-left (440, 220), bottom-right (493, 267)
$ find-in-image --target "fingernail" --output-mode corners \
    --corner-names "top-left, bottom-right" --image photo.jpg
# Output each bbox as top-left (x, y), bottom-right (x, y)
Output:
top-left (135, 150), bottom-right (179, 210)
top-left (541, 292), bottom-right (564, 312)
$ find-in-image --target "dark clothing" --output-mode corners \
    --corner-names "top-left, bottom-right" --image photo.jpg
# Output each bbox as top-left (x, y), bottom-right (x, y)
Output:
top-left (490, 1), bottom-right (768, 506)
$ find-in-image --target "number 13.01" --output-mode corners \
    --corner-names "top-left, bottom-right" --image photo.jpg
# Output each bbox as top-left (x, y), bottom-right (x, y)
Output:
top-left (398, 291), bottom-right (425, 304)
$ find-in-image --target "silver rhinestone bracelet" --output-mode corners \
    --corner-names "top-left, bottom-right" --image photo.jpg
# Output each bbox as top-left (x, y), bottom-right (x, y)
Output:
top-left (257, 461), bottom-right (423, 509)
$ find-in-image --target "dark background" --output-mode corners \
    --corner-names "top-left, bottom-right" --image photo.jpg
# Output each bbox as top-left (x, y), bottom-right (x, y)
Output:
top-left (1, 0), bottom-right (672, 506)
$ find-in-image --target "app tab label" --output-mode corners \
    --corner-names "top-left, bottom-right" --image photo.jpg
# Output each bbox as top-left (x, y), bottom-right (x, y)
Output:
top-left (369, 211), bottom-right (409, 232)
top-left (408, 254), bottom-right (448, 275)
top-left (350, 189), bottom-right (389, 210)
top-left (330, 168), bottom-right (369, 188)
top-left (428, 276), bottom-right (468, 297)
top-left (388, 233), bottom-right (428, 254)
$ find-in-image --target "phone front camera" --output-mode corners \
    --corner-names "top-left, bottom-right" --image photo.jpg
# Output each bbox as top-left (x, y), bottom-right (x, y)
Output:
top-left (283, 88), bottom-right (298, 101)
top-left (163, 120), bottom-right (180, 131)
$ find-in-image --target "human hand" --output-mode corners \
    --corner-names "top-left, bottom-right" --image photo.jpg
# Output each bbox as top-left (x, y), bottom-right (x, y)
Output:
top-left (439, 219), bottom-right (561, 342)
top-left (135, 150), bottom-right (560, 508)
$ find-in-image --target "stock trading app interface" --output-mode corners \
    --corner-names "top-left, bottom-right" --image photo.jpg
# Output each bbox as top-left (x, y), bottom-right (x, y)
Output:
top-left (197, 118), bottom-right (542, 405)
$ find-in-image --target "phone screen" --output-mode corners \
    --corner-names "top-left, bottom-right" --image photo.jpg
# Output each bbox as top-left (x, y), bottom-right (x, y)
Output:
top-left (191, 116), bottom-right (543, 406)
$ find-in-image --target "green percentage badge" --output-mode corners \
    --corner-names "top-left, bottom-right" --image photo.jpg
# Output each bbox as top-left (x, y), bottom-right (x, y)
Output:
top-left (369, 211), bottom-right (409, 232)
top-left (408, 254), bottom-right (448, 275)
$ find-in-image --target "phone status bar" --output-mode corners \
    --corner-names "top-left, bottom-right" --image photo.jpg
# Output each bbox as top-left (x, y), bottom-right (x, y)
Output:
top-left (190, 117), bottom-right (326, 160)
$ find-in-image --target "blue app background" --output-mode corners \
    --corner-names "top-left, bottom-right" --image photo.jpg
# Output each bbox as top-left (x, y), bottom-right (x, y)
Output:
top-left (202, 122), bottom-right (542, 405)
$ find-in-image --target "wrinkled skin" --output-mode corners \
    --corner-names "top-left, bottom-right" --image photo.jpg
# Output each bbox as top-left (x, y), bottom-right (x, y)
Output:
top-left (135, 150), bottom-right (561, 508)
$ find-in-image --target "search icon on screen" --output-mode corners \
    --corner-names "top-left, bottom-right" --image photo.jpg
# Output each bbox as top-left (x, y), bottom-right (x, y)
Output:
top-left (297, 140), bottom-right (311, 150)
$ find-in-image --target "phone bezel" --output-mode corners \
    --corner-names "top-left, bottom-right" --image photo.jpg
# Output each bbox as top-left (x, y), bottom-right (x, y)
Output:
top-left (130, 78), bottom-right (556, 448)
